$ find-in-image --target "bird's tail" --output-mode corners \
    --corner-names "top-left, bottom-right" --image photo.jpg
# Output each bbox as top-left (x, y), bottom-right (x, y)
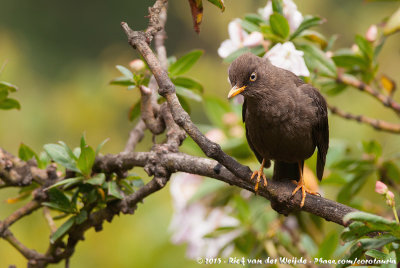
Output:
top-left (272, 161), bottom-right (303, 182)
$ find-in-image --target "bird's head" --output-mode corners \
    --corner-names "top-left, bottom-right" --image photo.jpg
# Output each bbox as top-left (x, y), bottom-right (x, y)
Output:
top-left (227, 52), bottom-right (271, 99)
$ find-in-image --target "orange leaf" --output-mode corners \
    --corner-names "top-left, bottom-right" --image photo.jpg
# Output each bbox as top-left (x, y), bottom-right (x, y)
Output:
top-left (380, 74), bottom-right (396, 96)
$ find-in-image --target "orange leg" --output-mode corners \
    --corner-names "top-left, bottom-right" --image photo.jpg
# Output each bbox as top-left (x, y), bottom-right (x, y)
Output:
top-left (291, 162), bottom-right (320, 207)
top-left (251, 159), bottom-right (268, 193)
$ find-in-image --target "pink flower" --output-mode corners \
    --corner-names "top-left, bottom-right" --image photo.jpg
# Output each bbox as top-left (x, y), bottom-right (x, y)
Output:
top-left (366, 24), bottom-right (378, 42)
top-left (264, 42), bottom-right (310, 76)
top-left (218, 19), bottom-right (264, 58)
top-left (129, 59), bottom-right (145, 71)
top-left (375, 181), bottom-right (388, 195)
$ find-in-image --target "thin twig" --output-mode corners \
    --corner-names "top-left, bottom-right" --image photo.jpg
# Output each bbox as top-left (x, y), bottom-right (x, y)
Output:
top-left (329, 104), bottom-right (400, 134)
top-left (337, 74), bottom-right (400, 114)
top-left (0, 200), bottom-right (41, 234)
top-left (123, 119), bottom-right (146, 153)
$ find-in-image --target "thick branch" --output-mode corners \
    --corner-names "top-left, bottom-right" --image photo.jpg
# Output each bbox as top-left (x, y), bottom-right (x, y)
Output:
top-left (329, 104), bottom-right (400, 134)
top-left (96, 152), bottom-right (357, 226)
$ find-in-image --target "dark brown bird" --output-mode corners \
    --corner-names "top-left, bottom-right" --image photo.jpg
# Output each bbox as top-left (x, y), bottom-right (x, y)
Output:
top-left (227, 52), bottom-right (329, 207)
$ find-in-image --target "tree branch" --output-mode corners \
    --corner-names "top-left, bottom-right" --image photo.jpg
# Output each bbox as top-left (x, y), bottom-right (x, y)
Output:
top-left (329, 104), bottom-right (400, 134)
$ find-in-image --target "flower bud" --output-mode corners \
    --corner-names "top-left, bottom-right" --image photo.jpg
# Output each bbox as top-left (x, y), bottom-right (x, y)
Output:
top-left (129, 59), bottom-right (146, 71)
top-left (375, 181), bottom-right (388, 195)
top-left (366, 24), bottom-right (378, 42)
top-left (386, 191), bottom-right (395, 207)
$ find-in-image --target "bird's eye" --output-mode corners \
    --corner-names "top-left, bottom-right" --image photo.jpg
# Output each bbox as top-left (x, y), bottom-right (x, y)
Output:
top-left (249, 72), bottom-right (257, 82)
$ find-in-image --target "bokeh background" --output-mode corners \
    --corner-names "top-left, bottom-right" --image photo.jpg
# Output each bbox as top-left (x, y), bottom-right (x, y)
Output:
top-left (0, 0), bottom-right (400, 267)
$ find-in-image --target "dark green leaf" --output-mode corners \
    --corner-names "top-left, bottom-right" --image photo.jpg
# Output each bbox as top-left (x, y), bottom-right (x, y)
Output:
top-left (86, 173), bottom-right (106, 185)
top-left (96, 138), bottom-right (109, 155)
top-left (129, 101), bottom-right (141, 122)
top-left (44, 144), bottom-right (79, 172)
top-left (270, 13), bottom-right (290, 39)
top-left (119, 179), bottom-right (135, 194)
top-left (343, 211), bottom-right (395, 226)
top-left (44, 188), bottom-right (74, 213)
top-left (206, 0), bottom-right (225, 11)
top-left (50, 216), bottom-right (75, 244)
top-left (0, 81), bottom-right (18, 92)
top-left (299, 44), bottom-right (337, 77)
top-left (74, 210), bottom-right (88, 225)
top-left (168, 50), bottom-right (203, 77)
top-left (108, 181), bottom-right (123, 199)
top-left (381, 161), bottom-right (400, 183)
top-left (244, 14), bottom-right (266, 25)
top-left (116, 65), bottom-right (133, 78)
top-left (0, 98), bottom-right (20, 110)
top-left (271, 0), bottom-right (283, 14)
top-left (365, 249), bottom-right (390, 260)
top-left (176, 86), bottom-right (202, 102)
top-left (77, 145), bottom-right (95, 176)
top-left (0, 88), bottom-right (8, 102)
top-left (126, 175), bottom-right (145, 188)
top-left (290, 15), bottom-right (324, 40)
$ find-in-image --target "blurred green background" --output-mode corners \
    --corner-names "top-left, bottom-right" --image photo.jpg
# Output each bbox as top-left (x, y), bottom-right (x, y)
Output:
top-left (0, 0), bottom-right (400, 267)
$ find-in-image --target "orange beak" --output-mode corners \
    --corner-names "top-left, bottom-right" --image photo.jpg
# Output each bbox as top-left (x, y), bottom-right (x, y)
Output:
top-left (227, 85), bottom-right (247, 99)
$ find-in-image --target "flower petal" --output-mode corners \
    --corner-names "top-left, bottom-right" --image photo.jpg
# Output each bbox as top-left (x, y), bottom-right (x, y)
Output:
top-left (218, 39), bottom-right (237, 58)
top-left (242, 31), bottom-right (264, 47)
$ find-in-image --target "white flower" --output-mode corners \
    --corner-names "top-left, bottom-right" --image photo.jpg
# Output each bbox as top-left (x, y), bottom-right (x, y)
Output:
top-left (218, 19), bottom-right (264, 58)
top-left (259, 0), bottom-right (303, 31)
top-left (365, 24), bottom-right (378, 42)
top-left (264, 42), bottom-right (310, 76)
top-left (169, 173), bottom-right (242, 258)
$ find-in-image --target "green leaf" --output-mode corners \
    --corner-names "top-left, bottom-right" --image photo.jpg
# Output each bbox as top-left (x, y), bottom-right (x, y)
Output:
top-left (18, 143), bottom-right (38, 162)
top-left (316, 231), bottom-right (339, 259)
top-left (177, 95), bottom-right (191, 114)
top-left (362, 140), bottom-right (382, 157)
top-left (129, 101), bottom-right (141, 122)
top-left (343, 211), bottom-right (394, 226)
top-left (116, 65), bottom-right (133, 79)
top-left (203, 96), bottom-right (231, 128)
top-left (355, 35), bottom-right (374, 61)
top-left (332, 51), bottom-right (368, 69)
top-left (50, 216), bottom-right (75, 244)
top-left (244, 14), bottom-right (266, 25)
top-left (109, 77), bottom-right (135, 87)
top-left (108, 181), bottom-right (123, 199)
top-left (384, 7), bottom-right (400, 35)
top-left (77, 145), bottom-right (95, 176)
top-left (0, 98), bottom-right (20, 110)
top-left (58, 141), bottom-right (78, 161)
top-left (298, 44), bottom-right (337, 77)
top-left (0, 88), bottom-right (9, 102)
top-left (240, 20), bottom-right (259, 33)
top-left (381, 161), bottom-right (400, 183)
top-left (234, 195), bottom-right (250, 223)
top-left (365, 249), bottom-right (390, 260)
top-left (38, 151), bottom-right (51, 169)
top-left (176, 86), bottom-right (202, 102)
top-left (299, 30), bottom-right (328, 49)
top-left (172, 77), bottom-right (203, 93)
top-left (44, 144), bottom-right (79, 172)
top-left (126, 175), bottom-right (144, 188)
top-left (290, 15), bottom-right (324, 40)
top-left (45, 177), bottom-right (84, 190)
top-left (0, 81), bottom-right (18, 92)
top-left (86, 173), bottom-right (106, 185)
top-left (206, 0), bottom-right (225, 11)
top-left (320, 81), bottom-right (347, 96)
top-left (269, 13), bottom-right (290, 39)
top-left (74, 210), bottom-right (88, 225)
top-left (95, 138), bottom-right (109, 155)
top-left (168, 50), bottom-right (203, 77)
top-left (271, 0), bottom-right (283, 14)
top-left (44, 188), bottom-right (74, 213)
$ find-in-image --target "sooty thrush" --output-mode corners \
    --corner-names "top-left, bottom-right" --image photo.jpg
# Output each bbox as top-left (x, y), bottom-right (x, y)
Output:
top-left (227, 53), bottom-right (329, 207)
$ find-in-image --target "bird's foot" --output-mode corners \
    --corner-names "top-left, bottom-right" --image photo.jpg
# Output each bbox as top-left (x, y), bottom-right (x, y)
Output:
top-left (291, 181), bottom-right (320, 208)
top-left (251, 169), bottom-right (267, 193)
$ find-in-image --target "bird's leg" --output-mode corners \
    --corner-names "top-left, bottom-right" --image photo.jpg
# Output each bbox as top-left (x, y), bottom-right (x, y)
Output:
top-left (251, 159), bottom-right (268, 193)
top-left (291, 162), bottom-right (320, 207)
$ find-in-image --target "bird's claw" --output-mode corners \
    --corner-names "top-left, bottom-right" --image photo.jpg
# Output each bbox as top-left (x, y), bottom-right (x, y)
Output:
top-left (251, 170), bottom-right (267, 193)
top-left (291, 183), bottom-right (320, 208)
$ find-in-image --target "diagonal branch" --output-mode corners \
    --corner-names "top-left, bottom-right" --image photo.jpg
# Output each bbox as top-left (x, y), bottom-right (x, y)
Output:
top-left (329, 104), bottom-right (400, 134)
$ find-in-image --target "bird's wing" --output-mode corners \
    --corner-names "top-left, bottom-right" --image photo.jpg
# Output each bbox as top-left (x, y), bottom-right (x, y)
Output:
top-left (300, 84), bottom-right (329, 181)
top-left (243, 99), bottom-right (264, 164)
